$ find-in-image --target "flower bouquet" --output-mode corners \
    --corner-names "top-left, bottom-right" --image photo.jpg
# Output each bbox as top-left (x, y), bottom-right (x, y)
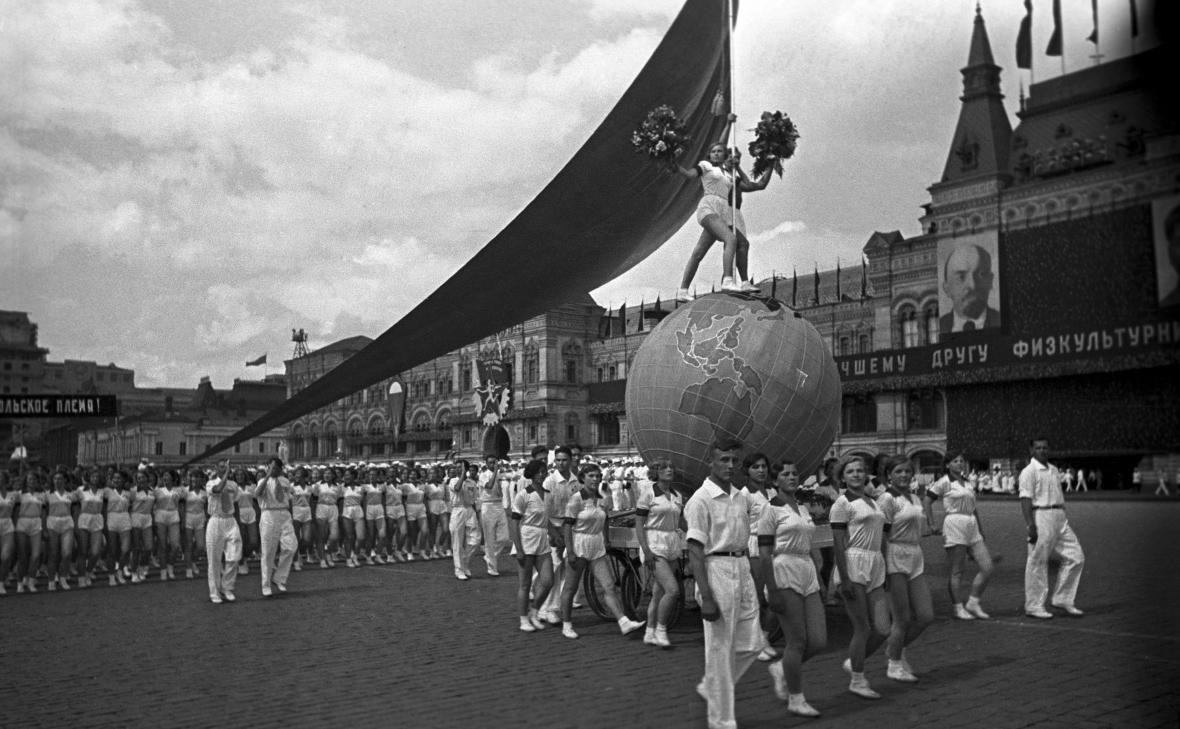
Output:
top-left (631, 104), bottom-right (690, 164)
top-left (748, 110), bottom-right (799, 178)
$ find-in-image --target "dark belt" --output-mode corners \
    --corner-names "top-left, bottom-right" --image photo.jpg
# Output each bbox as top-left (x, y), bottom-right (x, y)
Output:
top-left (1033, 504), bottom-right (1064, 510)
top-left (708, 550), bottom-right (748, 558)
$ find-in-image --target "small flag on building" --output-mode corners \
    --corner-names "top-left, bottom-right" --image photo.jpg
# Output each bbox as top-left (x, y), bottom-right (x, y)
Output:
top-left (245, 354), bottom-right (267, 367)
top-left (1046, 0), bottom-right (1063, 56)
top-left (1016, 0), bottom-right (1033, 69)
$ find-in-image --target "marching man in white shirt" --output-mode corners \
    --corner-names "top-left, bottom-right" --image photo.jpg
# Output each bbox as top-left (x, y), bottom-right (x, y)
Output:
top-left (251, 457), bottom-right (297, 596)
top-left (1020, 438), bottom-right (1085, 619)
top-left (205, 459), bottom-right (242, 604)
top-left (685, 438), bottom-right (764, 729)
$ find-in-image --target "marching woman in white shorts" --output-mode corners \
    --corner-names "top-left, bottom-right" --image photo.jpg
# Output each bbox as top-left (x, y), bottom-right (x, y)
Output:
top-left (315, 468), bottom-right (342, 569)
top-left (924, 451), bottom-right (994, 621)
top-left (76, 472), bottom-right (106, 587)
top-left (181, 470), bottom-right (207, 579)
top-left (289, 468), bottom-right (314, 570)
top-left (425, 467), bottom-right (448, 558)
top-left (557, 463), bottom-right (645, 639)
top-left (104, 471), bottom-right (132, 586)
top-left (635, 459), bottom-right (685, 649)
top-left (759, 459), bottom-right (826, 718)
top-left (233, 468), bottom-right (259, 575)
top-left (45, 470), bottom-right (78, 591)
top-left (742, 452), bottom-right (780, 662)
top-left (510, 459), bottom-right (555, 631)
top-left (830, 455), bottom-right (891, 700)
top-left (878, 455), bottom-right (933, 682)
top-left (361, 467), bottom-right (386, 564)
top-left (339, 469), bottom-right (366, 568)
top-left (0, 471), bottom-right (16, 594)
top-left (153, 470), bottom-right (183, 581)
top-left (129, 470), bottom-right (156, 583)
top-left (14, 471), bottom-right (48, 593)
top-left (384, 470), bottom-right (408, 562)
top-left (401, 469), bottom-right (429, 560)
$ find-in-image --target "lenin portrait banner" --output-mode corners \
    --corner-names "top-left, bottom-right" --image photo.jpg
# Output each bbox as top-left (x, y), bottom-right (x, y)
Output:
top-left (937, 230), bottom-right (1002, 335)
top-left (1153, 194), bottom-right (1180, 308)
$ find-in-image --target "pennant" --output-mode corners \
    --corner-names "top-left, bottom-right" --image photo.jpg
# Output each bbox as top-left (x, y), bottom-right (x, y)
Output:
top-left (387, 381), bottom-right (406, 441)
top-left (813, 265), bottom-right (820, 304)
top-left (1046, 0), bottom-right (1063, 56)
top-left (474, 360), bottom-right (513, 426)
top-left (860, 257), bottom-right (868, 298)
top-left (637, 299), bottom-right (645, 332)
top-left (653, 295), bottom-right (662, 313)
top-left (770, 273), bottom-right (777, 299)
top-left (1016, 0), bottom-right (1033, 69)
top-left (245, 354), bottom-right (267, 367)
top-left (791, 267), bottom-right (798, 307)
top-left (835, 259), bottom-right (842, 301)
top-left (1130, 0), bottom-right (1138, 37)
top-left (618, 301), bottom-right (627, 336)
top-left (1086, 0), bottom-right (1098, 44)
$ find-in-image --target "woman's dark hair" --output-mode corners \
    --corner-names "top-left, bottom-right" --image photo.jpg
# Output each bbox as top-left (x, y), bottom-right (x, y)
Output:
top-left (577, 463), bottom-right (601, 483)
top-left (882, 455), bottom-right (912, 480)
top-left (742, 452), bottom-right (770, 474)
top-left (834, 454), bottom-right (866, 487)
top-left (523, 459), bottom-right (547, 480)
top-left (942, 451), bottom-right (968, 475)
top-left (647, 458), bottom-right (673, 481)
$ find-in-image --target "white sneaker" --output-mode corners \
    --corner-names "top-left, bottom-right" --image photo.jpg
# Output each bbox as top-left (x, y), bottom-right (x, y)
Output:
top-left (562, 623), bottom-right (579, 639)
top-left (320, 559), bottom-right (329, 569)
top-left (292, 561), bottom-right (302, 572)
top-left (519, 617), bottom-right (536, 633)
top-left (185, 567), bottom-right (194, 579)
top-left (757, 646), bottom-right (778, 662)
top-left (275, 582), bottom-right (287, 593)
top-left (487, 567), bottom-right (500, 577)
top-left (787, 695), bottom-right (820, 718)
top-left (848, 675), bottom-right (881, 699)
top-left (542, 609), bottom-right (562, 625)
top-left (721, 277), bottom-right (741, 292)
top-left (209, 594), bottom-right (223, 604)
top-left (528, 614), bottom-right (547, 631)
top-left (887, 660), bottom-right (919, 683)
top-left (842, 658), bottom-right (852, 675)
top-left (953, 603), bottom-right (976, 620)
top-left (675, 288), bottom-right (692, 302)
top-left (239, 563), bottom-right (248, 575)
top-left (643, 628), bottom-right (658, 645)
top-left (262, 584), bottom-right (273, 597)
top-left (1051, 602), bottom-right (1085, 617)
top-left (739, 280), bottom-right (759, 292)
top-left (223, 591), bottom-right (236, 602)
top-left (58, 576), bottom-right (70, 591)
top-left (965, 597), bottom-right (990, 619)
top-left (768, 661), bottom-right (789, 701)
top-left (618, 616), bottom-right (646, 635)
top-left (653, 628), bottom-right (671, 648)
top-left (1025, 608), bottom-right (1054, 619)
top-left (48, 579), bottom-right (57, 592)
top-left (167, 565), bottom-right (176, 580)
top-left (454, 570), bottom-right (468, 581)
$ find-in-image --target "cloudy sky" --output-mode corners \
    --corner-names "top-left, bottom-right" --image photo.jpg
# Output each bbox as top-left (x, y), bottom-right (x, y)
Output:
top-left (2, 0), bottom-right (1155, 389)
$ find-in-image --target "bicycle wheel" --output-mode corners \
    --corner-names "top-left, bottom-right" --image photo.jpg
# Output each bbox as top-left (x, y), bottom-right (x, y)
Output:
top-left (585, 549), bottom-right (632, 621)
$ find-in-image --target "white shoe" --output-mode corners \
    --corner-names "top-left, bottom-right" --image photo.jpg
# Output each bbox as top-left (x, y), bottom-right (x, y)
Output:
top-left (58, 576), bottom-right (70, 591)
top-left (223, 591), bottom-right (236, 602)
top-left (406, 553), bottom-right (415, 561)
top-left (528, 614), bottom-right (547, 631)
top-left (721, 277), bottom-right (741, 292)
top-left (16, 580), bottom-right (26, 594)
top-left (292, 561), bottom-right (302, 572)
top-left (167, 565), bottom-right (176, 580)
top-left (209, 594), bottom-right (223, 604)
top-left (618, 616), bottom-right (646, 635)
top-left (1025, 608), bottom-right (1054, 619)
top-left (643, 628), bottom-right (657, 645)
top-left (739, 280), bottom-right (759, 292)
top-left (887, 661), bottom-right (919, 683)
top-left (108, 575), bottom-right (117, 587)
top-left (130, 573), bottom-right (143, 584)
top-left (768, 661), bottom-right (789, 701)
top-left (787, 695), bottom-right (821, 718)
top-left (262, 584), bottom-right (272, 597)
top-left (562, 623), bottom-right (579, 639)
top-left (757, 646), bottom-right (778, 662)
top-left (953, 603), bottom-right (976, 620)
top-left (965, 597), bottom-right (990, 619)
top-left (239, 563), bottom-right (248, 575)
top-left (848, 675), bottom-right (881, 699)
top-left (842, 658), bottom-right (852, 675)
top-left (185, 568), bottom-right (194, 579)
top-left (160, 569), bottom-right (168, 582)
top-left (47, 579), bottom-right (57, 592)
top-left (275, 582), bottom-right (287, 593)
top-left (653, 628), bottom-right (671, 648)
top-left (519, 617), bottom-right (536, 633)
top-left (454, 570), bottom-right (468, 581)
top-left (1051, 602), bottom-right (1085, 616)
top-left (487, 568), bottom-right (500, 577)
top-left (675, 288), bottom-right (692, 302)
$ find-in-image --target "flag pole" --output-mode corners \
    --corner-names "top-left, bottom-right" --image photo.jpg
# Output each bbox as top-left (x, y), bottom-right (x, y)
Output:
top-left (726, 0), bottom-right (737, 250)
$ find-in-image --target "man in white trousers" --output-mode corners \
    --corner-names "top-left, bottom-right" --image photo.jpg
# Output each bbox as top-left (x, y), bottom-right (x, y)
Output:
top-left (1020, 438), bottom-right (1085, 619)
top-left (478, 454), bottom-right (508, 576)
top-left (540, 446), bottom-right (578, 623)
top-left (685, 438), bottom-right (764, 729)
top-left (205, 460), bottom-right (242, 604)
top-left (252, 457), bottom-right (297, 597)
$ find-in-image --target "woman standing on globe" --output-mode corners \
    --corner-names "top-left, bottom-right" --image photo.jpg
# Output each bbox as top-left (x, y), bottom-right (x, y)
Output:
top-left (830, 455), bottom-right (891, 699)
top-left (670, 113), bottom-right (770, 299)
top-left (924, 451), bottom-right (995, 621)
top-left (759, 459), bottom-right (825, 718)
top-left (635, 459), bottom-right (685, 648)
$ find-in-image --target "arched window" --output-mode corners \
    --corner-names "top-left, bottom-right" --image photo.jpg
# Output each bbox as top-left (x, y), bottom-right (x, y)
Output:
top-left (596, 413), bottom-right (620, 445)
top-left (924, 304), bottom-right (939, 345)
top-left (841, 395), bottom-right (877, 434)
top-left (413, 412), bottom-right (431, 433)
top-left (608, 364), bottom-right (617, 380)
top-left (436, 409), bottom-right (451, 430)
top-left (565, 412), bottom-right (580, 443)
top-left (525, 344), bottom-right (540, 384)
top-left (323, 423), bottom-right (338, 459)
top-left (858, 332), bottom-right (871, 354)
top-left (898, 306), bottom-right (919, 348)
top-left (838, 335), bottom-right (852, 356)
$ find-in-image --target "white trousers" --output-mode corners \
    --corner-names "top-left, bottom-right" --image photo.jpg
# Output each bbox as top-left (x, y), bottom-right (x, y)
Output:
top-left (1024, 509), bottom-right (1085, 611)
top-left (450, 507), bottom-right (479, 573)
top-left (543, 544), bottom-right (566, 614)
top-left (699, 556), bottom-right (763, 729)
top-left (480, 505), bottom-right (508, 570)
top-left (260, 510), bottom-right (297, 589)
top-left (205, 516), bottom-right (241, 598)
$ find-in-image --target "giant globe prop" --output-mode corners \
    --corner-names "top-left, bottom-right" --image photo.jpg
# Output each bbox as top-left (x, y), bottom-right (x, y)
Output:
top-left (624, 293), bottom-right (841, 489)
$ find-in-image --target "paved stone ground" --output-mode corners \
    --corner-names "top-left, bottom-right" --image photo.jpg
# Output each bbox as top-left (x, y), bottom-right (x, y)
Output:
top-left (2, 500), bottom-right (1177, 729)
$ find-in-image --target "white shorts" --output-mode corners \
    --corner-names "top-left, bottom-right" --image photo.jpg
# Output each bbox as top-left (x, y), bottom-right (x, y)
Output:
top-left (342, 505), bottom-right (364, 522)
top-left (643, 530), bottom-right (683, 562)
top-left (106, 512), bottom-right (131, 533)
top-left (771, 552), bottom-right (820, 596)
top-left (572, 532), bottom-right (606, 562)
top-left (77, 513), bottom-right (105, 533)
top-left (16, 516), bottom-right (42, 536)
top-left (46, 515), bottom-right (75, 535)
top-left (520, 524), bottom-right (549, 557)
top-left (315, 504), bottom-right (339, 522)
top-left (695, 194), bottom-right (746, 234)
top-left (0, 519), bottom-right (13, 537)
top-left (292, 506), bottom-right (312, 523)
top-left (942, 513), bottom-right (982, 547)
top-left (405, 503), bottom-right (427, 521)
top-left (428, 500), bottom-right (447, 516)
top-left (845, 547), bottom-right (886, 591)
top-left (886, 541), bottom-right (925, 578)
top-left (386, 504), bottom-right (406, 520)
top-left (155, 510), bottom-right (180, 526)
top-left (364, 505), bottom-right (385, 522)
top-left (185, 513), bottom-right (207, 532)
top-left (238, 510), bottom-right (257, 526)
top-left (130, 513), bottom-right (153, 530)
